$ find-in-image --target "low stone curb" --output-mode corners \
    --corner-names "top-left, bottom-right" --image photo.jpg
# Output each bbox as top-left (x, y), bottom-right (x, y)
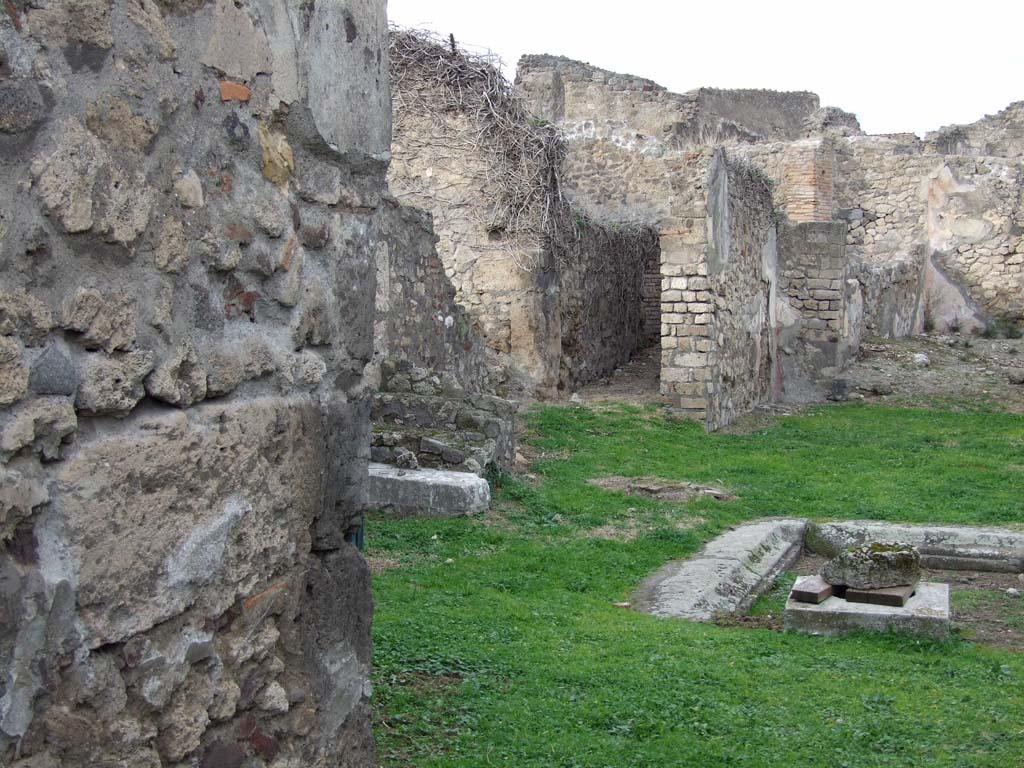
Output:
top-left (806, 520), bottom-right (1024, 573)
top-left (632, 519), bottom-right (808, 620)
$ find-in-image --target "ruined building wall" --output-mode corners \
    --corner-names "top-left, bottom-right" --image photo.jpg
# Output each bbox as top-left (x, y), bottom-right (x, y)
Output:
top-left (387, 106), bottom-right (559, 394)
top-left (1, 1), bottom-right (389, 766)
top-left (556, 222), bottom-right (659, 385)
top-left (517, 55), bottom-right (820, 146)
top-left (371, 202), bottom-right (489, 394)
top-left (389, 33), bottom-right (656, 396)
top-left (834, 137), bottom-right (1024, 324)
top-left (659, 152), bottom-right (779, 428)
top-left (925, 102), bottom-right (1024, 159)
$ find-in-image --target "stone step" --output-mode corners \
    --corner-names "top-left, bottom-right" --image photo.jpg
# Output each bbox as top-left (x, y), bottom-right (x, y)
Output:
top-left (368, 463), bottom-right (490, 518)
top-left (632, 519), bottom-right (808, 621)
top-left (370, 390), bottom-right (517, 473)
top-left (371, 425), bottom-right (495, 475)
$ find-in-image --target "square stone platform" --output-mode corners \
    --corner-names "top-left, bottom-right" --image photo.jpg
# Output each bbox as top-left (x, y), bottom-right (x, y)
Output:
top-left (784, 582), bottom-right (950, 639)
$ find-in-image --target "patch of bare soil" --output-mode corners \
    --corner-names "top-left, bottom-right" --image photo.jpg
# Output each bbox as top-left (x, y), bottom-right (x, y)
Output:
top-left (366, 552), bottom-right (402, 574)
top-left (572, 345), bottom-right (662, 406)
top-left (844, 334), bottom-right (1024, 411)
top-left (750, 551), bottom-right (1024, 651)
top-left (582, 511), bottom-right (705, 542)
top-left (587, 475), bottom-right (734, 502)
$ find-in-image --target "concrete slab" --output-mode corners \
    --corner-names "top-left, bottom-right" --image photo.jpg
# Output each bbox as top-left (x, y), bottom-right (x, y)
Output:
top-left (368, 462), bottom-right (490, 518)
top-left (633, 518), bottom-right (807, 621)
top-left (784, 582), bottom-right (950, 640)
top-left (806, 521), bottom-right (1024, 573)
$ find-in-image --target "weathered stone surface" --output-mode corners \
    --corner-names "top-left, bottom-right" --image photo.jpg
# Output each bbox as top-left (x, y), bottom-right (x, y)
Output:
top-left (173, 171), bottom-right (205, 209)
top-left (785, 582), bottom-right (950, 639)
top-left (145, 344), bottom-right (207, 407)
top-left (200, 0), bottom-right (273, 81)
top-left (125, 0), bottom-right (177, 60)
top-left (26, 0), bottom-right (114, 50)
top-left (0, 460), bottom-right (49, 541)
top-left (258, 124), bottom-right (294, 188)
top-left (0, 337), bottom-right (29, 407)
top-left (0, 292), bottom-right (54, 347)
top-left (821, 543), bottom-right (921, 589)
top-left (31, 120), bottom-right (153, 244)
top-left (0, 80), bottom-right (47, 135)
top-left (368, 462), bottom-right (490, 517)
top-left (0, 397), bottom-right (77, 461)
top-left (2, 1), bottom-right (390, 764)
top-left (75, 350), bottom-right (154, 416)
top-left (52, 398), bottom-right (325, 646)
top-left (86, 96), bottom-right (159, 154)
top-left (633, 519), bottom-right (807, 620)
top-left (61, 288), bottom-right (136, 353)
top-left (806, 520), bottom-right (1024, 573)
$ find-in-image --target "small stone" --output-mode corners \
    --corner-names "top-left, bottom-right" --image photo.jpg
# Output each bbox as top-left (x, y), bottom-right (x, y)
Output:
top-left (145, 344), bottom-right (207, 407)
top-left (219, 81), bottom-right (252, 103)
top-left (1008, 370), bottom-right (1024, 386)
top-left (395, 448), bottom-right (418, 470)
top-left (1007, 588), bottom-right (1021, 598)
top-left (173, 170), bottom-right (205, 209)
top-left (420, 437), bottom-right (446, 455)
top-left (258, 124), bottom-right (294, 188)
top-left (76, 350), bottom-right (154, 416)
top-left (0, 396), bottom-right (77, 460)
top-left (29, 342), bottom-right (78, 396)
top-left (0, 291), bottom-right (54, 346)
top-left (0, 336), bottom-right (29, 406)
top-left (255, 681), bottom-right (289, 714)
top-left (912, 353), bottom-right (930, 367)
top-left (821, 543), bottom-right (921, 590)
top-left (61, 288), bottom-right (136, 353)
top-left (569, 393), bottom-right (583, 404)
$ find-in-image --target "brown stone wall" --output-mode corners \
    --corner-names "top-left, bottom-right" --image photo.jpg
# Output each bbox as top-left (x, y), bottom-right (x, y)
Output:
top-left (0, 1), bottom-right (389, 766)
top-left (659, 151), bottom-right (778, 428)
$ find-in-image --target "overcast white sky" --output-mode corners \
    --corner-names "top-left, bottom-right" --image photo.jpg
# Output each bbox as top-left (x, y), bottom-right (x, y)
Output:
top-left (388, 0), bottom-right (1023, 137)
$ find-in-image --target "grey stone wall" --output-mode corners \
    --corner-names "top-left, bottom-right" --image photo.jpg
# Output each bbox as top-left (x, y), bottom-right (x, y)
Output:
top-left (556, 221), bottom-right (659, 386)
top-left (372, 201), bottom-right (489, 394)
top-left (925, 102), bottom-right (1024, 159)
top-left (0, 1), bottom-right (388, 766)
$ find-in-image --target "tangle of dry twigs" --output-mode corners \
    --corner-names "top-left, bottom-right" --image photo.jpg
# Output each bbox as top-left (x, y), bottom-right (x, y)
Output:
top-left (389, 26), bottom-right (651, 275)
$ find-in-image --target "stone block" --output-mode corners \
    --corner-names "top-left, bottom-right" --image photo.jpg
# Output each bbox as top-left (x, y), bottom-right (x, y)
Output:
top-left (368, 463), bottom-right (490, 518)
top-left (784, 582), bottom-right (950, 639)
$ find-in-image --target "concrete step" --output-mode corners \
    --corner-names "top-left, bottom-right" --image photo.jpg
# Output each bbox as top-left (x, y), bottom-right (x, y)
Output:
top-left (368, 462), bottom-right (491, 518)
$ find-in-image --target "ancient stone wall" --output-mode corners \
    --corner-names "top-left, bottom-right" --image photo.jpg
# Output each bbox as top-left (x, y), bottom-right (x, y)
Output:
top-left (0, 1), bottom-right (388, 766)
top-left (371, 202), bottom-right (489, 394)
top-left (659, 152), bottom-right (779, 428)
top-left (517, 56), bottom-right (819, 146)
top-left (925, 102), bottom-right (1024, 159)
top-left (389, 32), bottom-right (655, 396)
top-left (556, 221), bottom-right (659, 385)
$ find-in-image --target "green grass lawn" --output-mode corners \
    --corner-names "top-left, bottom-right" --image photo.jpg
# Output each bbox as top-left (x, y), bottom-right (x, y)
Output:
top-left (369, 403), bottom-right (1024, 767)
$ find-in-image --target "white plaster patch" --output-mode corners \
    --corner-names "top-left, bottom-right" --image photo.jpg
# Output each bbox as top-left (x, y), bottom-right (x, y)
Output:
top-left (166, 496), bottom-right (250, 587)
